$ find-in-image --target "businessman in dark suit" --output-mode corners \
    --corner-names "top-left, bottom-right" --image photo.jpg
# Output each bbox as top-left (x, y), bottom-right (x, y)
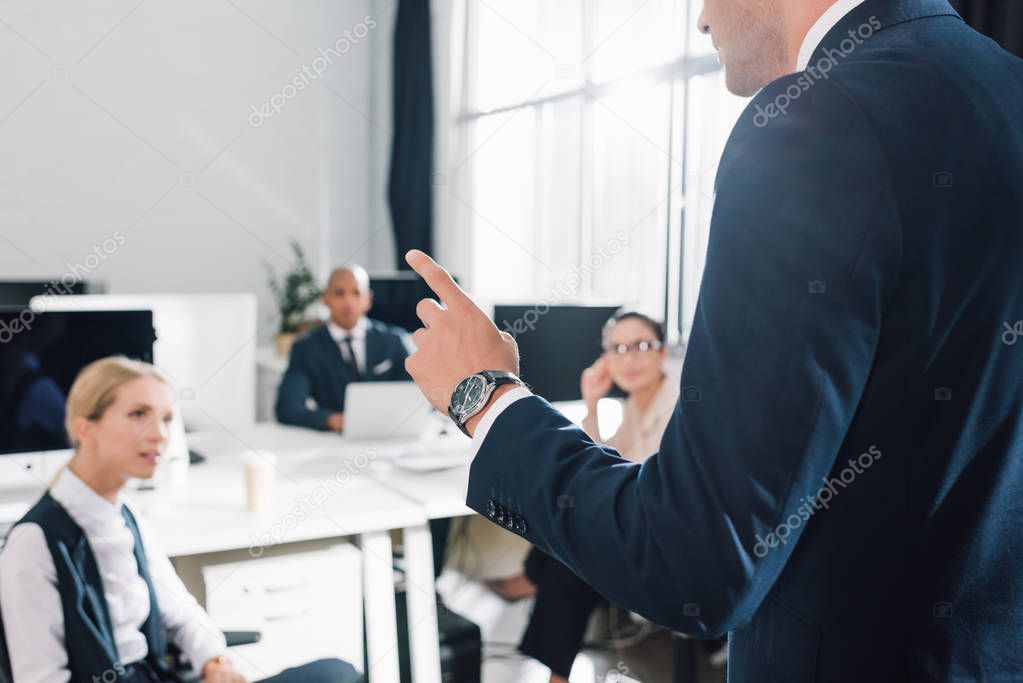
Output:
top-left (275, 265), bottom-right (412, 432)
top-left (401, 0), bottom-right (1023, 680)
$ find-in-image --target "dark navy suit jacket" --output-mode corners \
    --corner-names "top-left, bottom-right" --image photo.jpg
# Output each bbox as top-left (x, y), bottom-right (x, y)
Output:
top-left (275, 318), bottom-right (411, 430)
top-left (468, 1), bottom-right (1023, 680)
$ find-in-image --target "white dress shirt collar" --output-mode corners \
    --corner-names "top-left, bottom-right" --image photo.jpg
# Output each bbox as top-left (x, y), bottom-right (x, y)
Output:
top-left (50, 465), bottom-right (125, 531)
top-left (796, 0), bottom-right (867, 72)
top-left (327, 316), bottom-right (368, 342)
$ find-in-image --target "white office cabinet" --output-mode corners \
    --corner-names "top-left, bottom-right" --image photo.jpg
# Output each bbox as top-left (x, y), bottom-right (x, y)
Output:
top-left (202, 544), bottom-right (363, 680)
top-left (256, 346), bottom-right (288, 422)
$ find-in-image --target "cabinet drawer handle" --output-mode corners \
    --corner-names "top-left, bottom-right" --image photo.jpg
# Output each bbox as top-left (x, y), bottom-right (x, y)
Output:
top-left (264, 607), bottom-right (310, 622)
top-left (264, 580), bottom-right (309, 594)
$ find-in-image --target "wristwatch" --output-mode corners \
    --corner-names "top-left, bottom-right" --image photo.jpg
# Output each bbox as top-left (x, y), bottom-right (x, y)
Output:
top-left (448, 370), bottom-right (523, 436)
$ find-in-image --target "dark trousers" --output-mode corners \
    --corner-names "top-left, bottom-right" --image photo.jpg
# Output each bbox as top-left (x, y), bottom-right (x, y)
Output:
top-left (430, 517), bottom-right (452, 578)
top-left (518, 548), bottom-right (606, 678)
top-left (120, 662), bottom-right (168, 683)
top-left (257, 658), bottom-right (361, 683)
top-left (122, 657), bottom-right (361, 683)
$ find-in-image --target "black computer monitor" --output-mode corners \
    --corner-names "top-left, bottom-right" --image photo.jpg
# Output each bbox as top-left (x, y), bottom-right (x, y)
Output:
top-left (493, 304), bottom-right (622, 402)
top-left (369, 272), bottom-right (460, 333)
top-left (0, 309), bottom-right (156, 456)
top-left (0, 280), bottom-right (92, 307)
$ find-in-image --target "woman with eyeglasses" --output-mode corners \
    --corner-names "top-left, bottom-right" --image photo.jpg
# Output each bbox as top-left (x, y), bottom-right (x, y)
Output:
top-left (0, 356), bottom-right (359, 683)
top-left (578, 309), bottom-right (678, 463)
top-left (487, 309), bottom-right (679, 683)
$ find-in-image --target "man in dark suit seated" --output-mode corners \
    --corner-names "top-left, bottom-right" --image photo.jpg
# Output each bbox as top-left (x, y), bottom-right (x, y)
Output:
top-left (275, 264), bottom-right (412, 432)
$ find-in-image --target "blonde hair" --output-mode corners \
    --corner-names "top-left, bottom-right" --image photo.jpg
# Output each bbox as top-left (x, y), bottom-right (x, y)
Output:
top-left (65, 356), bottom-right (170, 449)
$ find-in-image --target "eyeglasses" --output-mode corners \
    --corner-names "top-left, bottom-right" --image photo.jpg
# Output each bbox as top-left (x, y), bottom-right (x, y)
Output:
top-left (602, 340), bottom-right (663, 357)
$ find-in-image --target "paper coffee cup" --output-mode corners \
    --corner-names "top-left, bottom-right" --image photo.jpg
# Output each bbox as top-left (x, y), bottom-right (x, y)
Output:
top-left (242, 450), bottom-right (278, 513)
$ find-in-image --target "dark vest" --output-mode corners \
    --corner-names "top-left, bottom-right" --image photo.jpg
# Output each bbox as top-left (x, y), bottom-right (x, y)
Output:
top-left (0, 491), bottom-right (174, 682)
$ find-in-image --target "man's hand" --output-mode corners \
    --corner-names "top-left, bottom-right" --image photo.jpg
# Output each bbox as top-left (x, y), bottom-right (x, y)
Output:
top-left (404, 250), bottom-right (519, 412)
top-left (325, 412), bottom-right (344, 433)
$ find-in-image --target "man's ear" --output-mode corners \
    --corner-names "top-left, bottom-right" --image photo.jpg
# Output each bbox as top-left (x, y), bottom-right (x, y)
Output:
top-left (366, 290), bottom-right (374, 312)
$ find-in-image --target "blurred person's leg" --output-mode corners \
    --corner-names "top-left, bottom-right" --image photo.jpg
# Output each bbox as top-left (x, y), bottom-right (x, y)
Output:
top-left (430, 517), bottom-right (452, 578)
top-left (257, 658), bottom-right (362, 683)
top-left (519, 548), bottom-right (606, 681)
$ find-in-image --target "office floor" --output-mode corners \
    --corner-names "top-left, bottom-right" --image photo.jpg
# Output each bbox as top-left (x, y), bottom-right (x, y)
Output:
top-left (438, 517), bottom-right (726, 683)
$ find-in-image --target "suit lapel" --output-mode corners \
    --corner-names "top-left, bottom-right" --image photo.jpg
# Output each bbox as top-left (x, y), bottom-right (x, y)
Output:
top-left (364, 322), bottom-right (384, 377)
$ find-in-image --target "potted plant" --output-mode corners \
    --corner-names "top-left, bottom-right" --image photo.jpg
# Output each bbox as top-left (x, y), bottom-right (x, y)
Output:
top-left (265, 241), bottom-right (321, 357)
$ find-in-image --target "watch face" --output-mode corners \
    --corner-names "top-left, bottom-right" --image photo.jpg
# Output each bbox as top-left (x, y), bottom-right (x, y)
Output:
top-left (452, 375), bottom-right (488, 415)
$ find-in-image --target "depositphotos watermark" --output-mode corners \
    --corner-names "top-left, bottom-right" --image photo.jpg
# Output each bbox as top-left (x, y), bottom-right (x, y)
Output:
top-left (91, 665), bottom-right (125, 683)
top-left (601, 661), bottom-right (633, 683)
top-left (247, 446), bottom-right (377, 556)
top-left (1, 231), bottom-right (127, 344)
top-left (753, 445), bottom-right (882, 558)
top-left (1002, 320), bottom-right (1023, 345)
top-left (91, 635), bottom-right (148, 681)
top-left (752, 16), bottom-right (881, 127)
top-left (249, 15), bottom-right (378, 127)
top-left (499, 230), bottom-right (631, 339)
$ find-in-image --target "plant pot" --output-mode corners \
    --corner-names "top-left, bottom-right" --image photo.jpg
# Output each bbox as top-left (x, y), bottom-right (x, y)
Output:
top-left (274, 332), bottom-right (297, 358)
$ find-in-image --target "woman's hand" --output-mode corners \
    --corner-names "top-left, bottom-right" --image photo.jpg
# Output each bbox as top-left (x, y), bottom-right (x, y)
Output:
top-left (580, 357), bottom-right (613, 409)
top-left (202, 658), bottom-right (247, 683)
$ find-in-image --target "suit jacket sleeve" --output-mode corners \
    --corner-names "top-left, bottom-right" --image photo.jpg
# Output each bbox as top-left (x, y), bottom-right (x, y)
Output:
top-left (466, 76), bottom-right (902, 637)
top-left (275, 340), bottom-right (332, 430)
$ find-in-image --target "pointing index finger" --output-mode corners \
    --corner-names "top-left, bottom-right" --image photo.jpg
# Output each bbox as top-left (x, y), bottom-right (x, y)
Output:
top-left (405, 250), bottom-right (468, 307)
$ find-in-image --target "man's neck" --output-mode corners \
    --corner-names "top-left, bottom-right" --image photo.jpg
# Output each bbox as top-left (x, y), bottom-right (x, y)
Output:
top-left (787, 0), bottom-right (840, 70)
top-left (330, 317), bottom-right (363, 334)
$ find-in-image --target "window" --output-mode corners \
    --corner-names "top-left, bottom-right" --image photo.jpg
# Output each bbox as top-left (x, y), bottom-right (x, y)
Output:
top-left (456, 0), bottom-right (747, 343)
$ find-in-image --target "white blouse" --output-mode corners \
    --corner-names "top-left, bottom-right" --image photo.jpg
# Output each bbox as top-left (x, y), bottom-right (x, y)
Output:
top-left (582, 375), bottom-right (680, 463)
top-left (0, 467), bottom-right (226, 683)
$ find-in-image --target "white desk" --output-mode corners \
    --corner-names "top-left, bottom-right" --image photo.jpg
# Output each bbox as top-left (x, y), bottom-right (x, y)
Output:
top-left (369, 463), bottom-right (472, 521)
top-left (255, 346), bottom-right (289, 423)
top-left (182, 401), bottom-right (626, 681)
top-left (0, 400), bottom-right (623, 683)
top-left (367, 399), bottom-right (625, 522)
top-left (133, 423), bottom-right (443, 683)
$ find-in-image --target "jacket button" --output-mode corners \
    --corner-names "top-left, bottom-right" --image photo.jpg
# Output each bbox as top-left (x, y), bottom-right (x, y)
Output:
top-left (504, 515), bottom-right (516, 530)
top-left (494, 505), bottom-right (506, 525)
top-left (515, 518), bottom-right (527, 534)
top-left (486, 500), bottom-right (497, 519)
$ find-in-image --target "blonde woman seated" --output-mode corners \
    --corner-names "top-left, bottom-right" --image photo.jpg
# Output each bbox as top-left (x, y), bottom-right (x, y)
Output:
top-left (489, 309), bottom-right (679, 683)
top-left (0, 356), bottom-right (359, 683)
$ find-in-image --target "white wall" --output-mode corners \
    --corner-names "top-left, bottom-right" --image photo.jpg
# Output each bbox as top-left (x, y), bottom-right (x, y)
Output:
top-left (0, 0), bottom-right (397, 339)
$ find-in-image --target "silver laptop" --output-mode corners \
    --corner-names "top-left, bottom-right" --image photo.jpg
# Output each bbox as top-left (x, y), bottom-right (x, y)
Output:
top-left (343, 382), bottom-right (439, 441)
